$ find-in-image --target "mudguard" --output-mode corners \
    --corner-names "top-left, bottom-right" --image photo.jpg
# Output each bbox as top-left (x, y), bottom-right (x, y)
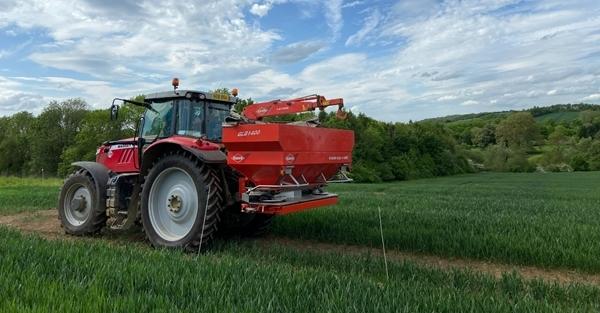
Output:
top-left (71, 161), bottom-right (110, 209)
top-left (182, 147), bottom-right (227, 164)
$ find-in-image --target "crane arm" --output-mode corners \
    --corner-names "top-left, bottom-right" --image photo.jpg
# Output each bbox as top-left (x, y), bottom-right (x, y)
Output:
top-left (241, 95), bottom-right (347, 121)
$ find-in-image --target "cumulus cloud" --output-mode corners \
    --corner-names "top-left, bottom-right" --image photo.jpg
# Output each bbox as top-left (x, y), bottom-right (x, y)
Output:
top-left (250, 2), bottom-right (274, 17)
top-left (339, 0), bottom-right (600, 120)
top-left (0, 0), bottom-right (280, 84)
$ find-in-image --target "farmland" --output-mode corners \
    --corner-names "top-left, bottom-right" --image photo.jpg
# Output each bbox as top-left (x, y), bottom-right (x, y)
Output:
top-left (2, 172), bottom-right (600, 311)
top-left (0, 177), bottom-right (61, 214)
top-left (276, 172), bottom-right (600, 272)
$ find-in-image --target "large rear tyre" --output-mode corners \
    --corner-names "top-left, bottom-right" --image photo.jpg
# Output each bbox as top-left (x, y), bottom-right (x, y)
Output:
top-left (141, 152), bottom-right (223, 251)
top-left (58, 169), bottom-right (107, 235)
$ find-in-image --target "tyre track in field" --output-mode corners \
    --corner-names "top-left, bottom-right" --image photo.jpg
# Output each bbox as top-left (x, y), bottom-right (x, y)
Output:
top-left (2, 209), bottom-right (600, 286)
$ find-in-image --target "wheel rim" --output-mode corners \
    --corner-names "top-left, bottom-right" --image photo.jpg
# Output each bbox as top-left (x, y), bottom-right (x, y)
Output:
top-left (63, 184), bottom-right (92, 226)
top-left (148, 167), bottom-right (199, 242)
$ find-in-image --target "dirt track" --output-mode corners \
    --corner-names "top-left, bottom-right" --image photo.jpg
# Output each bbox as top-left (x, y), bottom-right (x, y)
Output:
top-left (2, 209), bottom-right (600, 286)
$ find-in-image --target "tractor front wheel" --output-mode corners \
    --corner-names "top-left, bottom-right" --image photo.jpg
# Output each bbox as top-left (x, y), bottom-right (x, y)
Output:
top-left (58, 169), bottom-right (107, 235)
top-left (141, 152), bottom-right (223, 251)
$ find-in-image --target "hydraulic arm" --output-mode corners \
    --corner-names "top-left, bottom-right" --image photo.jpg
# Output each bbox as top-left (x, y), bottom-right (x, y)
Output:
top-left (242, 95), bottom-right (347, 120)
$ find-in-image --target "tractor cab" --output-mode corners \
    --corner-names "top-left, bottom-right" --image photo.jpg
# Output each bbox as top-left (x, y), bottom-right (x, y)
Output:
top-left (141, 90), bottom-right (236, 143)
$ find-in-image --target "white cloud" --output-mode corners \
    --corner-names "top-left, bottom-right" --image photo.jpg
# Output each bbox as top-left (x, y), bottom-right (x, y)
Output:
top-left (250, 2), bottom-right (274, 17)
top-left (438, 95), bottom-right (458, 101)
top-left (0, 0), bottom-right (280, 83)
top-left (342, 1), bottom-right (363, 9)
top-left (461, 100), bottom-right (479, 106)
top-left (1, 0), bottom-right (600, 121)
top-left (324, 0), bottom-right (343, 40)
top-left (345, 9), bottom-right (380, 46)
top-left (0, 76), bottom-right (49, 115)
top-left (583, 94), bottom-right (600, 101)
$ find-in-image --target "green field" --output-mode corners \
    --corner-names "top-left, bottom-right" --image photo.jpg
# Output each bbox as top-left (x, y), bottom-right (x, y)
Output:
top-left (277, 172), bottom-right (600, 272)
top-left (3, 227), bottom-right (600, 312)
top-left (2, 173), bottom-right (600, 312)
top-left (0, 177), bottom-right (61, 214)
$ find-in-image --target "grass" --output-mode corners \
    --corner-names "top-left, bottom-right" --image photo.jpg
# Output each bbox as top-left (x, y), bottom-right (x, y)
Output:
top-left (273, 172), bottom-right (600, 273)
top-left (1, 227), bottom-right (600, 312)
top-left (0, 177), bottom-right (62, 214)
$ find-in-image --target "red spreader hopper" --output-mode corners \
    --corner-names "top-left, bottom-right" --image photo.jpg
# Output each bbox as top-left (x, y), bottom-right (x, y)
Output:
top-left (222, 123), bottom-right (354, 215)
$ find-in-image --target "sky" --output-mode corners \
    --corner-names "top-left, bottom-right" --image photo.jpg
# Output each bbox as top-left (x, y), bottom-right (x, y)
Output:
top-left (0, 0), bottom-right (599, 122)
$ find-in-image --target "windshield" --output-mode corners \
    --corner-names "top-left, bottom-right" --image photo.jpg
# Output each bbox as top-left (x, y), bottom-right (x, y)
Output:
top-left (140, 101), bottom-right (173, 141)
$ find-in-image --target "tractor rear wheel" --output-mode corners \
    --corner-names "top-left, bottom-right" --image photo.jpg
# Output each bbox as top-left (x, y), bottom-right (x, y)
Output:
top-left (58, 169), bottom-right (107, 235)
top-left (141, 152), bottom-right (223, 251)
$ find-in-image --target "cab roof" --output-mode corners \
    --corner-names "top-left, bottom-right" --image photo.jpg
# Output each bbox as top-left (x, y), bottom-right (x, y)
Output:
top-left (145, 90), bottom-right (237, 103)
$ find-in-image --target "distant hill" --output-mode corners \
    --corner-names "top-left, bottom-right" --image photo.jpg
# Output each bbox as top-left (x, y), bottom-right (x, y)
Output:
top-left (423, 103), bottom-right (600, 124)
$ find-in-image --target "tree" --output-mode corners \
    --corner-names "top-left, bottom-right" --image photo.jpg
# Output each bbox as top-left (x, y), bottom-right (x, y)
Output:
top-left (0, 112), bottom-right (35, 175)
top-left (578, 110), bottom-right (600, 138)
top-left (495, 112), bottom-right (540, 149)
top-left (29, 99), bottom-right (88, 176)
top-left (471, 124), bottom-right (496, 148)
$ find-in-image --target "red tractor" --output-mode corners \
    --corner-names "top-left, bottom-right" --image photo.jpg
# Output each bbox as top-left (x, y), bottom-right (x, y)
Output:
top-left (58, 80), bottom-right (354, 250)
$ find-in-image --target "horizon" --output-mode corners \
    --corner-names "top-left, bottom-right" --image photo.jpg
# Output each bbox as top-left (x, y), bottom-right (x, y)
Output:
top-left (1, 0), bottom-right (599, 122)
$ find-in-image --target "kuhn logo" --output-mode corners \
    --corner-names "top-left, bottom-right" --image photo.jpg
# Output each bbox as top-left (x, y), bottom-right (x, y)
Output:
top-left (237, 130), bottom-right (261, 137)
top-left (285, 154), bottom-right (295, 163)
top-left (232, 154), bottom-right (245, 163)
top-left (256, 107), bottom-right (268, 115)
top-left (328, 155), bottom-right (349, 161)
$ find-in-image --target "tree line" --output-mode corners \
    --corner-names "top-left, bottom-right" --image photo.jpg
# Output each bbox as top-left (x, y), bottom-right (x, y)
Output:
top-left (449, 108), bottom-right (600, 172)
top-left (0, 98), bottom-right (143, 177)
top-left (1, 98), bottom-right (598, 181)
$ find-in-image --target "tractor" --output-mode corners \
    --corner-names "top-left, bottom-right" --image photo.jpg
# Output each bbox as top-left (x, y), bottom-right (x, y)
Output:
top-left (58, 79), bottom-right (354, 250)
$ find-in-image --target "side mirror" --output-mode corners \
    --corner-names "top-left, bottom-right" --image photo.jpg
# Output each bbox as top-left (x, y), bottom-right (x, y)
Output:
top-left (110, 104), bottom-right (119, 121)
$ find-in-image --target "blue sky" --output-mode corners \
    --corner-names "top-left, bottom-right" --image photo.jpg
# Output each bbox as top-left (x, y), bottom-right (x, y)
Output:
top-left (0, 0), bottom-right (599, 121)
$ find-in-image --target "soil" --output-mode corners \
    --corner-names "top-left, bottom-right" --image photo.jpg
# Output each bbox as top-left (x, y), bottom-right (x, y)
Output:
top-left (2, 209), bottom-right (600, 286)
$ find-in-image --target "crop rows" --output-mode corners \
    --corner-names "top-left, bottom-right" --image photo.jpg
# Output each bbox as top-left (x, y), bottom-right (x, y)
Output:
top-left (273, 172), bottom-right (600, 272)
top-left (1, 227), bottom-right (600, 312)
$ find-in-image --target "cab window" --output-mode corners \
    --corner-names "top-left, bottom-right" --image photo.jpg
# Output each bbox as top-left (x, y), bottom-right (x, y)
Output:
top-left (177, 101), bottom-right (204, 137)
top-left (206, 103), bottom-right (230, 141)
top-left (140, 101), bottom-right (173, 141)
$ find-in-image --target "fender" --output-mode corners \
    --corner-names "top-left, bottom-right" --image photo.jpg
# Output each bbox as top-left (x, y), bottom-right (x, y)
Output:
top-left (141, 140), bottom-right (227, 175)
top-left (181, 147), bottom-right (227, 163)
top-left (71, 161), bottom-right (110, 210)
